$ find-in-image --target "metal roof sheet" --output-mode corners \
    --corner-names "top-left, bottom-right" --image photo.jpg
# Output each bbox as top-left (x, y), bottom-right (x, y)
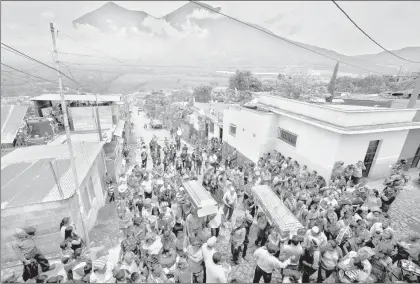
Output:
top-left (1, 105), bottom-right (28, 144)
top-left (1, 142), bottom-right (104, 209)
top-left (31, 94), bottom-right (122, 102)
top-left (1, 159), bottom-right (70, 209)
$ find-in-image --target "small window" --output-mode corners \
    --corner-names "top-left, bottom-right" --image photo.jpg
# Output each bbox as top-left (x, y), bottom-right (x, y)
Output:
top-left (88, 176), bottom-right (96, 201)
top-left (210, 122), bottom-right (215, 133)
top-left (277, 127), bottom-right (297, 147)
top-left (229, 124), bottom-right (236, 136)
top-left (81, 186), bottom-right (92, 215)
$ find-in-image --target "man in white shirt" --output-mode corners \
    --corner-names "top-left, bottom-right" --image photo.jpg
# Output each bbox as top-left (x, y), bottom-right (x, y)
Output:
top-left (208, 205), bottom-right (224, 237)
top-left (253, 243), bottom-right (291, 283)
top-left (222, 186), bottom-right (237, 221)
top-left (202, 236), bottom-right (217, 283)
top-left (205, 252), bottom-right (227, 283)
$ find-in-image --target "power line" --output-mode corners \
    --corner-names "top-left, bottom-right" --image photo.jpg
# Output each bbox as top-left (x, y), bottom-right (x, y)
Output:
top-left (57, 31), bottom-right (126, 64)
top-left (60, 63), bottom-right (77, 83)
top-left (331, 0), bottom-right (420, 64)
top-left (1, 63), bottom-right (59, 85)
top-left (1, 43), bottom-right (83, 88)
top-left (190, 0), bottom-right (392, 75)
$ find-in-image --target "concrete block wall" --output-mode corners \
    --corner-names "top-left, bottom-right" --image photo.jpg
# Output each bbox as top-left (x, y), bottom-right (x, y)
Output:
top-left (1, 198), bottom-right (77, 264)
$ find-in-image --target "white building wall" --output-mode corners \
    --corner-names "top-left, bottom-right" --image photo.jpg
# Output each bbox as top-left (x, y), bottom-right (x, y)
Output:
top-left (223, 107), bottom-right (277, 163)
top-left (275, 114), bottom-right (342, 179)
top-left (336, 130), bottom-right (409, 179)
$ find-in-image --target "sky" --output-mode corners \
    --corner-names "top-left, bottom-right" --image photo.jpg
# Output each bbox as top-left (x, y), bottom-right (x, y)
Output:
top-left (1, 0), bottom-right (419, 67)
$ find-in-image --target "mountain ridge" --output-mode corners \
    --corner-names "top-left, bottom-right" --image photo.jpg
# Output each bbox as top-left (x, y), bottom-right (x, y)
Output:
top-left (71, 1), bottom-right (420, 75)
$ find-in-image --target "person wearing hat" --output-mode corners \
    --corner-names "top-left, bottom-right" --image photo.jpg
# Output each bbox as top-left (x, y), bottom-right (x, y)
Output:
top-left (141, 232), bottom-right (163, 256)
top-left (12, 227), bottom-right (56, 281)
top-left (253, 242), bottom-right (292, 283)
top-left (302, 226), bottom-right (327, 249)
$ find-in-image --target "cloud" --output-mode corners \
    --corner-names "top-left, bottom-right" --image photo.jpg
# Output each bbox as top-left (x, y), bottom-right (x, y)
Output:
top-left (40, 11), bottom-right (56, 20)
top-left (186, 8), bottom-right (222, 20)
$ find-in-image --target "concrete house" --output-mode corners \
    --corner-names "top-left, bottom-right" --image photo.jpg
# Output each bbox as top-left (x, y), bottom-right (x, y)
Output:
top-left (222, 93), bottom-right (420, 179)
top-left (1, 142), bottom-right (107, 264)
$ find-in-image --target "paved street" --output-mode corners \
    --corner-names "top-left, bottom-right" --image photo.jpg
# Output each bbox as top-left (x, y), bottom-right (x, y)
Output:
top-left (367, 169), bottom-right (420, 240)
top-left (88, 112), bottom-right (420, 283)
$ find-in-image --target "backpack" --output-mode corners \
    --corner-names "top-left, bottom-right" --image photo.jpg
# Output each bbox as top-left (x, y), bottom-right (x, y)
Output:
top-left (22, 259), bottom-right (39, 282)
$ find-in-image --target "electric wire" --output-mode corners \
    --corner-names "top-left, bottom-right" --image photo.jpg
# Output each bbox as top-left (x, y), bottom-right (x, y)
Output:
top-left (1, 43), bottom-right (83, 87)
top-left (331, 0), bottom-right (420, 64)
top-left (190, 0), bottom-right (395, 75)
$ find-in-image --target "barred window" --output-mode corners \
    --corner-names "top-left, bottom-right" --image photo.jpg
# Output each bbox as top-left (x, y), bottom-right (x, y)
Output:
top-left (229, 124), bottom-right (237, 136)
top-left (277, 128), bottom-right (297, 147)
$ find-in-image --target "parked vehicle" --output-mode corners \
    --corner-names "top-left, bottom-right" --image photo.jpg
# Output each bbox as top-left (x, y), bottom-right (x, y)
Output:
top-left (150, 119), bottom-right (163, 129)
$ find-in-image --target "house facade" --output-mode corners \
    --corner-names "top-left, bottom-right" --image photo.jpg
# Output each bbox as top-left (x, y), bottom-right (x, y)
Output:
top-left (222, 94), bottom-right (420, 179)
top-left (1, 142), bottom-right (107, 264)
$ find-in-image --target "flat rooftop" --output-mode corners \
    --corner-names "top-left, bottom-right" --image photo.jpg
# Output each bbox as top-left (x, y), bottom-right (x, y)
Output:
top-left (47, 129), bottom-right (113, 145)
top-left (31, 94), bottom-right (122, 102)
top-left (326, 104), bottom-right (389, 111)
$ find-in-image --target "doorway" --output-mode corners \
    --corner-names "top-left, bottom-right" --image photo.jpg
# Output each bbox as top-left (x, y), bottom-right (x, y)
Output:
top-left (362, 140), bottom-right (381, 177)
top-left (412, 144), bottom-right (420, 168)
top-left (219, 127), bottom-right (223, 142)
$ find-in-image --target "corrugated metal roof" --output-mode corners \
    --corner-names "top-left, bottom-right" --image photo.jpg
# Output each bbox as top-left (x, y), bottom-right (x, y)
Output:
top-left (31, 94), bottom-right (122, 102)
top-left (1, 159), bottom-right (71, 209)
top-left (1, 105), bottom-right (28, 144)
top-left (1, 142), bottom-right (104, 209)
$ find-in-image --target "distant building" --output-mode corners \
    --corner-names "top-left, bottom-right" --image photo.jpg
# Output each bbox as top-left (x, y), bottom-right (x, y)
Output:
top-left (222, 93), bottom-right (420, 179)
top-left (194, 102), bottom-right (233, 142)
top-left (1, 105), bottom-right (28, 149)
top-left (1, 142), bottom-right (107, 264)
top-left (31, 93), bottom-right (122, 131)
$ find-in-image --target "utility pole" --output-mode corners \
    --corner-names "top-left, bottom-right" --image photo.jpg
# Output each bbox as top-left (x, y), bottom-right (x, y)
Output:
top-left (407, 76), bottom-right (420, 108)
top-left (50, 23), bottom-right (90, 247)
top-left (95, 93), bottom-right (103, 141)
top-left (397, 65), bottom-right (402, 83)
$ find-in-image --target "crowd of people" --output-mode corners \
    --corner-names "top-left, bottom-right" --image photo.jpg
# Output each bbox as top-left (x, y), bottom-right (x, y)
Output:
top-left (5, 126), bottom-right (420, 283)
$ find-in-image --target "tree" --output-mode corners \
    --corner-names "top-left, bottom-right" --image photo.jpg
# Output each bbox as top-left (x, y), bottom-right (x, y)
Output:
top-left (327, 62), bottom-right (339, 102)
top-left (193, 85), bottom-right (212, 103)
top-left (271, 71), bottom-right (328, 102)
top-left (228, 70), bottom-right (263, 92)
top-left (277, 73), bottom-right (285, 81)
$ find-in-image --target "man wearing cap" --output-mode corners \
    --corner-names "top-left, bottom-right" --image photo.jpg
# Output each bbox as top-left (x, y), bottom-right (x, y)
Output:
top-left (253, 242), bottom-right (291, 283)
top-left (12, 227), bottom-right (56, 280)
top-left (302, 226), bottom-right (327, 249)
